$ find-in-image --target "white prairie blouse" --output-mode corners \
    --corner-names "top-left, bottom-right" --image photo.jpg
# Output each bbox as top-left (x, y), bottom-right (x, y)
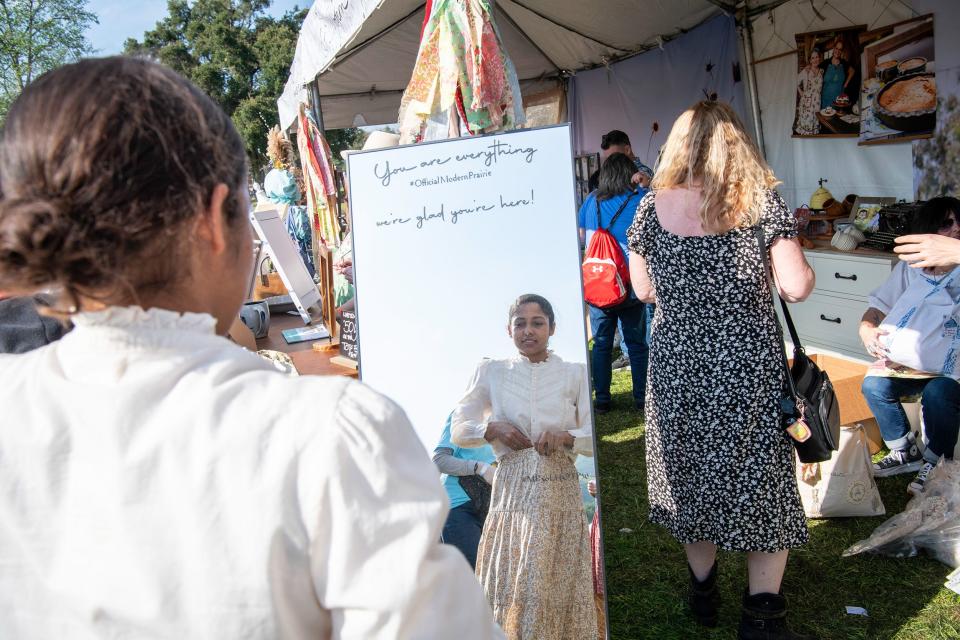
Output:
top-left (450, 354), bottom-right (593, 459)
top-left (0, 306), bottom-right (502, 640)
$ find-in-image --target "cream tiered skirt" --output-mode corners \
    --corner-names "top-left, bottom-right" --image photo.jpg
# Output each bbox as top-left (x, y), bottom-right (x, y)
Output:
top-left (475, 448), bottom-right (596, 640)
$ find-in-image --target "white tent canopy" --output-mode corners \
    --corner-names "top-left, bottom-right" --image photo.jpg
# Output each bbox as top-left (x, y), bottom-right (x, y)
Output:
top-left (280, 0), bottom-right (960, 208)
top-left (278, 0), bottom-right (727, 130)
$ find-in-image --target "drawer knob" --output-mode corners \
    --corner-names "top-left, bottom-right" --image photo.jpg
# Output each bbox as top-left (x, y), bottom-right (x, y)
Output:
top-left (820, 314), bottom-right (842, 324)
top-left (834, 272), bottom-right (858, 281)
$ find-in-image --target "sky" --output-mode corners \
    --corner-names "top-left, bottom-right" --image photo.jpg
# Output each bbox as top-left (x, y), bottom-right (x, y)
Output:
top-left (85, 0), bottom-right (307, 55)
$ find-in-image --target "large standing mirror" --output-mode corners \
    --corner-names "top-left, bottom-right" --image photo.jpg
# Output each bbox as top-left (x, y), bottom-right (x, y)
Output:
top-left (347, 125), bottom-right (605, 639)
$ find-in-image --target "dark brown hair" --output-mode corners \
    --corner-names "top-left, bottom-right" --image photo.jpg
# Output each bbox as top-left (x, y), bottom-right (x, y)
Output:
top-left (0, 56), bottom-right (247, 309)
top-left (508, 294), bottom-right (555, 327)
top-left (914, 197), bottom-right (960, 235)
top-left (596, 153), bottom-right (637, 201)
top-left (600, 129), bottom-right (630, 151)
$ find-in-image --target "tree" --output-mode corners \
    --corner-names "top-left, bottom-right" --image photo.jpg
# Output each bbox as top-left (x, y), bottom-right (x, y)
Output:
top-left (0, 0), bottom-right (97, 123)
top-left (125, 1), bottom-right (312, 177)
top-left (326, 127), bottom-right (368, 167)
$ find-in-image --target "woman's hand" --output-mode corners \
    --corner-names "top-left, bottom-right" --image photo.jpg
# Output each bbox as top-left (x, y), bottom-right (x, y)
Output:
top-left (894, 234), bottom-right (960, 269)
top-left (478, 462), bottom-right (495, 485)
top-left (859, 323), bottom-right (889, 360)
top-left (484, 421), bottom-right (532, 451)
top-left (534, 431), bottom-right (575, 456)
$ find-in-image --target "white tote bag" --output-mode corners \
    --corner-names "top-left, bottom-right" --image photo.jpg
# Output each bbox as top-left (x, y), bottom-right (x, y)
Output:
top-left (796, 425), bottom-right (885, 519)
top-left (879, 266), bottom-right (960, 377)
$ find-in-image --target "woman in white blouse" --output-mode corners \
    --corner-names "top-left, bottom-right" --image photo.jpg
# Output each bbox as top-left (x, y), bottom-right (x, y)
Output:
top-left (452, 294), bottom-right (595, 640)
top-left (0, 57), bottom-right (500, 640)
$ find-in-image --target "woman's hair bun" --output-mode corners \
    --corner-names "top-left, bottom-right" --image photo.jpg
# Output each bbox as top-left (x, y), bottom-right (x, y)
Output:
top-left (0, 196), bottom-right (100, 292)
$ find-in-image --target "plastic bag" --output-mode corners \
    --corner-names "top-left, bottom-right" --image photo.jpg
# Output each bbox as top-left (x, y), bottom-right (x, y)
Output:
top-left (796, 425), bottom-right (885, 518)
top-left (843, 459), bottom-right (960, 568)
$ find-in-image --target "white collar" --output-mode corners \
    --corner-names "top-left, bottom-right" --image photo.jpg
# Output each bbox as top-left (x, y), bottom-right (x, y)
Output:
top-left (72, 306), bottom-right (217, 334)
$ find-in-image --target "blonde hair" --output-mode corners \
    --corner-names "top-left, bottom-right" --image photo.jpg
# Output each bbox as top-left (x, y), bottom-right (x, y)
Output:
top-left (651, 101), bottom-right (780, 232)
top-left (267, 125), bottom-right (294, 170)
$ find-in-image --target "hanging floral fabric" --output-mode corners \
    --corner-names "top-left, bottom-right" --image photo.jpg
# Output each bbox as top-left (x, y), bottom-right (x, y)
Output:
top-left (398, 0), bottom-right (525, 144)
top-left (296, 103), bottom-right (340, 250)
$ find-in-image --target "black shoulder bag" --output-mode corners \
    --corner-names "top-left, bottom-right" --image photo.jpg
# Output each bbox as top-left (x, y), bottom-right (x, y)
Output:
top-left (458, 471), bottom-right (491, 520)
top-left (755, 228), bottom-right (841, 463)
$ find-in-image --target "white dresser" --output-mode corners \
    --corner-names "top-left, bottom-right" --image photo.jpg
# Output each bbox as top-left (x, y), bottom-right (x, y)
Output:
top-left (782, 244), bottom-right (899, 362)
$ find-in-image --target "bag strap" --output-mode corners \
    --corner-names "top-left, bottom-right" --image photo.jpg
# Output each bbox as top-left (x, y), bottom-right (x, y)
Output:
top-left (754, 227), bottom-right (802, 403)
top-left (596, 191), bottom-right (639, 231)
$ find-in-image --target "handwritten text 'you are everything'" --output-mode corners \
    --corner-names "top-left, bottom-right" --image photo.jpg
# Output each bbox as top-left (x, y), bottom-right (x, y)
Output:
top-left (373, 140), bottom-right (538, 187)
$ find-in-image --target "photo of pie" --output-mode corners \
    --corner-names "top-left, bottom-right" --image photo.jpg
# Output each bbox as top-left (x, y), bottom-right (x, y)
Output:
top-left (878, 74), bottom-right (936, 113)
top-left (859, 15), bottom-right (935, 144)
top-left (874, 72), bottom-right (937, 133)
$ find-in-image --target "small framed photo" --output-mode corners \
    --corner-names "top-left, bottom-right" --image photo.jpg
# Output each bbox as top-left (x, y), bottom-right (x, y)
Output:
top-left (851, 196), bottom-right (896, 233)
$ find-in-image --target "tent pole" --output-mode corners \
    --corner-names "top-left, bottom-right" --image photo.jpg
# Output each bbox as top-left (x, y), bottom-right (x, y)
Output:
top-left (738, 10), bottom-right (766, 158)
top-left (310, 79), bottom-right (325, 133)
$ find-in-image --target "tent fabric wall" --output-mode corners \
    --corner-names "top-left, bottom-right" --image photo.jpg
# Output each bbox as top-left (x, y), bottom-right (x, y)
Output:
top-left (746, 0), bottom-right (942, 209)
top-left (567, 14), bottom-right (748, 168)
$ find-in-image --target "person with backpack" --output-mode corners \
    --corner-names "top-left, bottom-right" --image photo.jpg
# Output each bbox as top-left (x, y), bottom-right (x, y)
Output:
top-left (578, 153), bottom-right (648, 414)
top-left (584, 131), bottom-right (654, 370)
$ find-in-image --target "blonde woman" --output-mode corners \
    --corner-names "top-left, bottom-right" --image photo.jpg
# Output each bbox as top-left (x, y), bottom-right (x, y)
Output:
top-left (626, 101), bottom-right (816, 640)
top-left (794, 48), bottom-right (823, 135)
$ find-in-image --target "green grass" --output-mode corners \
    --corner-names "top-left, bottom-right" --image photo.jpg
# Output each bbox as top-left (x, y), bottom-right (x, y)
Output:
top-left (596, 369), bottom-right (960, 640)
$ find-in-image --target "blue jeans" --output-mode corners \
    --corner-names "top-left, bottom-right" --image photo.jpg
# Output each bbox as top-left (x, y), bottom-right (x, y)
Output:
top-left (441, 501), bottom-right (484, 569)
top-left (589, 300), bottom-right (648, 406)
top-left (618, 303), bottom-right (653, 358)
top-left (861, 375), bottom-right (960, 462)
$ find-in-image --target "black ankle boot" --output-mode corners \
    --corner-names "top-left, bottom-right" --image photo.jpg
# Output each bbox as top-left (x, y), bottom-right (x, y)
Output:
top-left (738, 591), bottom-right (817, 640)
top-left (688, 561), bottom-right (719, 627)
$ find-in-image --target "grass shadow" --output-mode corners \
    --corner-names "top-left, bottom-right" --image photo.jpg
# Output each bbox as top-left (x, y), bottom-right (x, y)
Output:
top-left (595, 370), bottom-right (960, 640)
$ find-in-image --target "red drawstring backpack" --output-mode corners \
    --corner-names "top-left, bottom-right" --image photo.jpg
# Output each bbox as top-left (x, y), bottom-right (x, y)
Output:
top-left (582, 193), bottom-right (637, 308)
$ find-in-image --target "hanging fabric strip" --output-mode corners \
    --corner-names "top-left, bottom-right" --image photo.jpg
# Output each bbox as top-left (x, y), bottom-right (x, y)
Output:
top-left (297, 103), bottom-right (340, 250)
top-left (398, 0), bottom-right (524, 144)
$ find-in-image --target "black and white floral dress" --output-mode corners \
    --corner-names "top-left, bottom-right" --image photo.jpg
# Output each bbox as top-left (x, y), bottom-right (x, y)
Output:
top-left (626, 189), bottom-right (809, 552)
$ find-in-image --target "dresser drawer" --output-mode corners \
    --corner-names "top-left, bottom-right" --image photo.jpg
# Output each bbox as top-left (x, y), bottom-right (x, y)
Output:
top-left (810, 255), bottom-right (892, 298)
top-left (782, 293), bottom-right (868, 355)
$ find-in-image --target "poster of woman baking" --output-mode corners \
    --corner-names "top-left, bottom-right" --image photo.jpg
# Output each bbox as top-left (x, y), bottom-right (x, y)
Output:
top-left (793, 25), bottom-right (866, 137)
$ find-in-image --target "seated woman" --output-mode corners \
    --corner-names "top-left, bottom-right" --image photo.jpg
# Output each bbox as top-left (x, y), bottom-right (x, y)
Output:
top-left (860, 197), bottom-right (960, 495)
top-left (0, 57), bottom-right (498, 639)
top-left (452, 294), bottom-right (595, 640)
top-left (433, 414), bottom-right (497, 569)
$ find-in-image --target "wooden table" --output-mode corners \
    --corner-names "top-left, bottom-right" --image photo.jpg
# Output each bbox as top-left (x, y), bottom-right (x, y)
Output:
top-left (816, 111), bottom-right (859, 135)
top-left (256, 312), bottom-right (357, 378)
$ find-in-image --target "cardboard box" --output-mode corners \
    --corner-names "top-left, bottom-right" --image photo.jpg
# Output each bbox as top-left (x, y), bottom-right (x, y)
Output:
top-left (858, 417), bottom-right (883, 455)
top-left (788, 353), bottom-right (873, 426)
